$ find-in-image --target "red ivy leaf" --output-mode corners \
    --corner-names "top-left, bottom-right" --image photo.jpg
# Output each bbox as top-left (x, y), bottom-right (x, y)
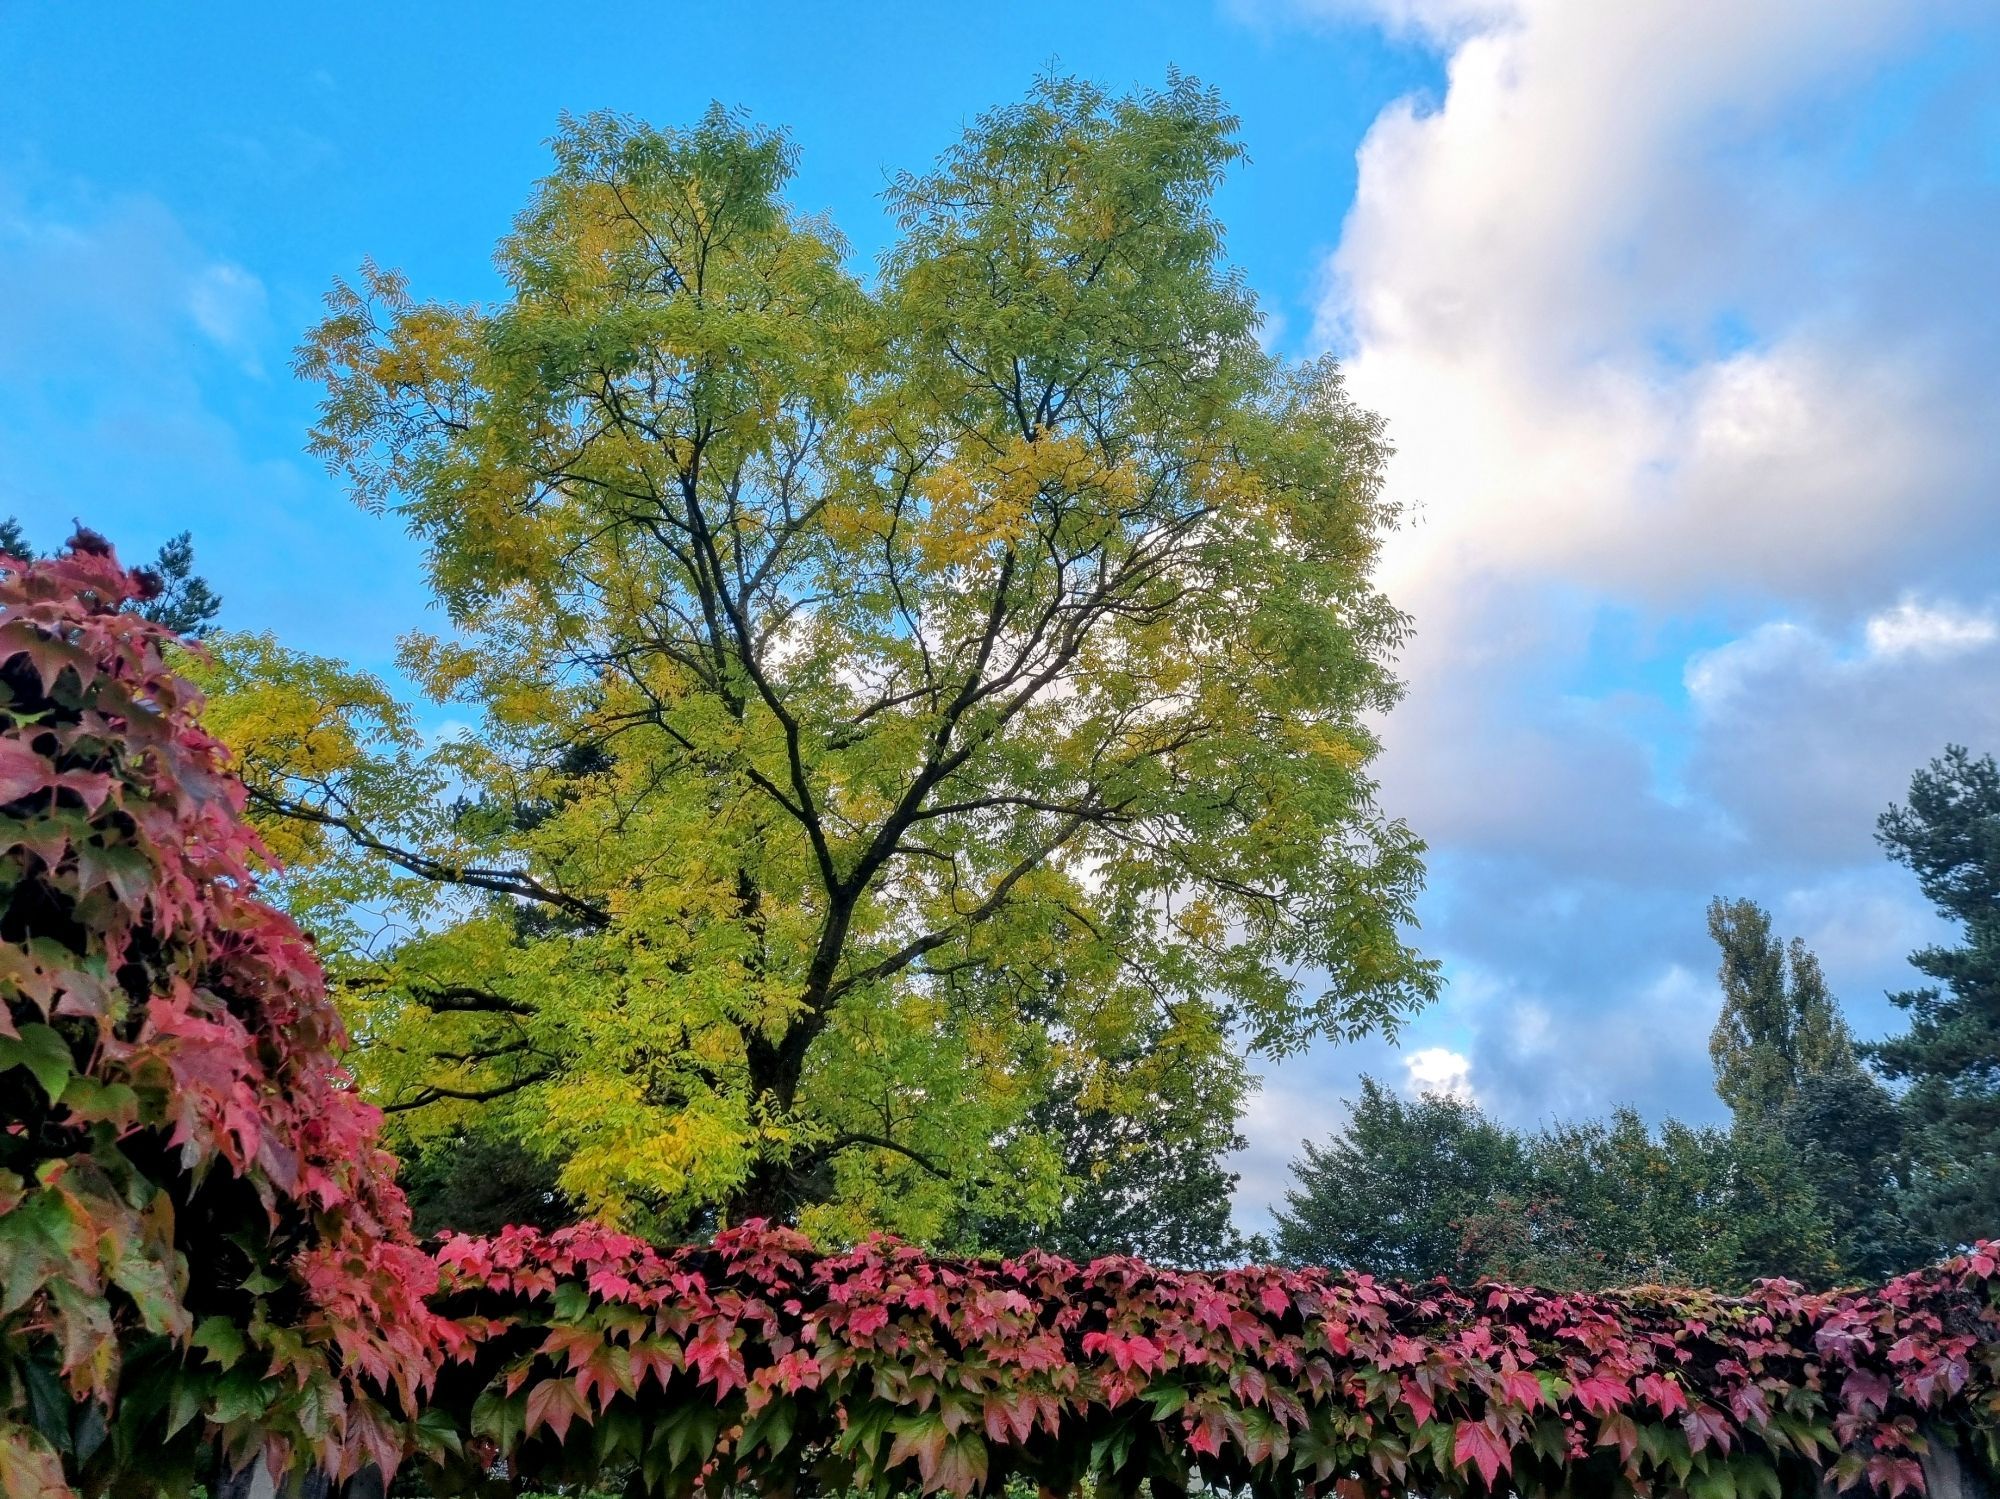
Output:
top-left (1454, 1418), bottom-right (1512, 1488)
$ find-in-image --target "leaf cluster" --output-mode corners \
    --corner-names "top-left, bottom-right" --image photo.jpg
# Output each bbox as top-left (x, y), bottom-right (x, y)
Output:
top-left (0, 542), bottom-right (442, 1497)
top-left (409, 1221), bottom-right (2000, 1499)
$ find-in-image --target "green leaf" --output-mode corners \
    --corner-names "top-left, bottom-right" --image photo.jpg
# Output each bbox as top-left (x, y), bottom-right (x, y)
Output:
top-left (73, 840), bottom-right (152, 910)
top-left (414, 1405), bottom-right (465, 1460)
top-left (470, 1389), bottom-right (525, 1454)
top-left (209, 1368), bottom-right (275, 1425)
top-left (1140, 1383), bottom-right (1189, 1418)
top-left (191, 1316), bottom-right (247, 1371)
top-left (741, 1397), bottom-right (797, 1459)
top-left (58, 1076), bottom-right (138, 1129)
top-left (592, 1405), bottom-right (643, 1464)
top-left (0, 1023), bottom-right (72, 1104)
top-left (109, 1246), bottom-right (188, 1339)
top-left (163, 1378), bottom-right (205, 1441)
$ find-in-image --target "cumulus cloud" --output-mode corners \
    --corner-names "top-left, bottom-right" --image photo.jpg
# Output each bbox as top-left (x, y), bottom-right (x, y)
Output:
top-left (1402, 1046), bottom-right (1474, 1100)
top-left (1865, 598), bottom-right (2000, 660)
top-left (1230, 0), bottom-right (2000, 1220)
top-left (1685, 604), bottom-right (2000, 864)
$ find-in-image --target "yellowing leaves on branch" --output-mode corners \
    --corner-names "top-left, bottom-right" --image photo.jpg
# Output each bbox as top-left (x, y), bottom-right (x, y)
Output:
top-left (202, 75), bottom-right (1436, 1244)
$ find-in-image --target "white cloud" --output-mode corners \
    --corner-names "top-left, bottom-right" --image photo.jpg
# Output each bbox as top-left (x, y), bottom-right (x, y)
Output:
top-left (1402, 1045), bottom-right (1474, 1100)
top-left (1865, 597), bottom-right (1999, 659)
top-left (186, 261), bottom-right (269, 370)
top-left (1684, 605), bottom-right (2000, 864)
top-left (1330, 1), bottom-right (1996, 622)
top-left (1222, 1), bottom-right (1999, 1199)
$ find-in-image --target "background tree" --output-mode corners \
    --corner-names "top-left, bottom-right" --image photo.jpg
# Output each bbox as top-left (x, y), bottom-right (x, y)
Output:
top-left (141, 530), bottom-right (224, 638)
top-left (1274, 1083), bottom-right (1837, 1288)
top-left (1273, 1077), bottom-right (1529, 1279)
top-left (397, 1125), bottom-right (577, 1239)
top-left (1705, 897), bottom-right (1922, 1279)
top-left (1874, 746), bottom-right (2000, 1247)
top-left (1780, 1071), bottom-right (1929, 1281)
top-left (205, 80), bottom-right (1435, 1241)
top-left (1524, 1111), bottom-right (1834, 1287)
top-left (0, 517), bottom-right (222, 638)
top-left (1708, 896), bottom-right (1856, 1120)
top-left (978, 1021), bottom-right (1258, 1267)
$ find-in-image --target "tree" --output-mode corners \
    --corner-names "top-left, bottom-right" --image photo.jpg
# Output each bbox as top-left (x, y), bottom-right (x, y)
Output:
top-left (1707, 896), bottom-right (1856, 1121)
top-left (978, 1019), bottom-right (1257, 1267)
top-left (205, 80), bottom-right (1435, 1241)
top-left (0, 517), bottom-right (223, 637)
top-left (1781, 1070), bottom-right (1930, 1281)
top-left (397, 1124), bottom-right (577, 1239)
top-left (1274, 1083), bottom-right (1838, 1288)
top-left (1273, 1077), bottom-right (1530, 1278)
top-left (142, 530), bottom-right (224, 638)
top-left (1524, 1111), bottom-right (1835, 1287)
top-left (1704, 898), bottom-right (1922, 1279)
top-left (1875, 746), bottom-right (2000, 1247)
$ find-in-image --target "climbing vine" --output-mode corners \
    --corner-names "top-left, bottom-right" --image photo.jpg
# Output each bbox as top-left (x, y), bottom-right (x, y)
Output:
top-left (420, 1222), bottom-right (2000, 1499)
top-left (0, 538), bottom-right (443, 1497)
top-left (3, 539), bottom-right (1997, 1499)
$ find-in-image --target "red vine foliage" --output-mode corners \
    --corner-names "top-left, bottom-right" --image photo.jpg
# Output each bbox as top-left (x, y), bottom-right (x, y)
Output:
top-left (425, 1223), bottom-right (2000, 1499)
top-left (4, 540), bottom-right (1999, 1499)
top-left (0, 539), bottom-right (444, 1498)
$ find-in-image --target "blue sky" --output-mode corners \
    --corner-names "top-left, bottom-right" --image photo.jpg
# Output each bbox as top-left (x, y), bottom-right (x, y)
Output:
top-left (5, 1), bottom-right (1997, 1230)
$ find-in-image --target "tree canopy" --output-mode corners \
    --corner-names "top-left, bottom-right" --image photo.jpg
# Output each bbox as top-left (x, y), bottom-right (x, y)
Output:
top-left (1271, 1080), bottom-right (1837, 1290)
top-left (201, 78), bottom-right (1435, 1241)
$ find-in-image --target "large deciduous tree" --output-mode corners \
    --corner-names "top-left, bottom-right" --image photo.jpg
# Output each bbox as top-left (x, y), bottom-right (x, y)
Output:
top-left (208, 80), bottom-right (1434, 1239)
top-left (1875, 746), bottom-right (2000, 1248)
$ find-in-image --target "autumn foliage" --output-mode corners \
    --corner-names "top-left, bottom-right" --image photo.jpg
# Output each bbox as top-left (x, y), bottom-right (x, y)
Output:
top-left (0, 540), bottom-right (442, 1495)
top-left (419, 1223), bottom-right (2000, 1499)
top-left (4, 542), bottom-right (2000, 1499)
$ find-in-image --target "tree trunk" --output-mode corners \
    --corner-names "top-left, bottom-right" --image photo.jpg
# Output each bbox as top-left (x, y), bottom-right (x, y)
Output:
top-left (1923, 1437), bottom-right (1998, 1499)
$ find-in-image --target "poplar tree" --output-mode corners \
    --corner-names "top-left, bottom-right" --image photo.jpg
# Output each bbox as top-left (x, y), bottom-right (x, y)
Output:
top-left (1707, 897), bottom-right (1856, 1120)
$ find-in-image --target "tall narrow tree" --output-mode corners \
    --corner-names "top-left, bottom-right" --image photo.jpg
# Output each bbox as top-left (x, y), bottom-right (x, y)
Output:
top-left (1707, 897), bottom-right (1857, 1120)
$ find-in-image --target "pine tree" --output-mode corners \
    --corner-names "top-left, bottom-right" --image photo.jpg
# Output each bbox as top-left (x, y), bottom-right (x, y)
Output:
top-left (141, 529), bottom-right (224, 638)
top-left (0, 517), bottom-right (222, 636)
top-left (1875, 746), bottom-right (2000, 1247)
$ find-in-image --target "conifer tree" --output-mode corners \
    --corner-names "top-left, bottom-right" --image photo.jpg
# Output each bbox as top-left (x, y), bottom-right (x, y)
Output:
top-left (1875, 746), bottom-right (2000, 1247)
